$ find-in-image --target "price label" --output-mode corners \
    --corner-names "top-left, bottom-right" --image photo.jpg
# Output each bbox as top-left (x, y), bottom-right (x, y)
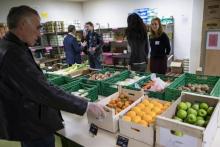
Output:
top-left (116, 135), bottom-right (129, 147)
top-left (89, 123), bottom-right (98, 136)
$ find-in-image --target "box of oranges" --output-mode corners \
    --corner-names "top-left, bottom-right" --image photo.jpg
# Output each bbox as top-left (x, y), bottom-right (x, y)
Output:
top-left (87, 87), bottom-right (144, 133)
top-left (119, 96), bottom-right (172, 146)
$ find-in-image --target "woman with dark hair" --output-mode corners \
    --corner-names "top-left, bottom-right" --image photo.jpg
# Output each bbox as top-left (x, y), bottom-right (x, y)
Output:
top-left (126, 13), bottom-right (149, 72)
top-left (149, 17), bottom-right (171, 74)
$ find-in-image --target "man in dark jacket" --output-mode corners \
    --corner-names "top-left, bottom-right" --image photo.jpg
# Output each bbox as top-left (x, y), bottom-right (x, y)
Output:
top-left (0, 5), bottom-right (105, 147)
top-left (84, 22), bottom-right (103, 69)
top-left (63, 25), bottom-right (86, 66)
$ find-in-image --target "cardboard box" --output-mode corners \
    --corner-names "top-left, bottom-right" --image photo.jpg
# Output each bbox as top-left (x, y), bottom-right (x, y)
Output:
top-left (170, 61), bottom-right (183, 74)
top-left (119, 97), bottom-right (172, 146)
top-left (204, 19), bottom-right (220, 30)
top-left (87, 88), bottom-right (144, 133)
top-left (204, 1), bottom-right (220, 20)
top-left (156, 92), bottom-right (220, 147)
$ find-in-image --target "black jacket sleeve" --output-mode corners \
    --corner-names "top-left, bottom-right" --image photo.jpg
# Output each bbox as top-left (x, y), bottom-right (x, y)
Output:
top-left (164, 33), bottom-right (171, 55)
top-left (2, 48), bottom-right (88, 116)
top-left (145, 37), bottom-right (149, 61)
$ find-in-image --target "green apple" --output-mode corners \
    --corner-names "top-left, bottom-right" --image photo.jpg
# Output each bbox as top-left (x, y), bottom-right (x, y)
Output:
top-left (195, 119), bottom-right (205, 127)
top-left (178, 102), bottom-right (188, 110)
top-left (186, 114), bottom-right (197, 124)
top-left (177, 109), bottom-right (187, 119)
top-left (197, 116), bottom-right (204, 121)
top-left (186, 102), bottom-right (192, 109)
top-left (192, 103), bottom-right (199, 110)
top-left (199, 103), bottom-right (209, 110)
top-left (198, 109), bottom-right (207, 117)
top-left (207, 107), bottom-right (214, 115)
top-left (173, 116), bottom-right (183, 122)
top-left (187, 108), bottom-right (197, 116)
top-left (174, 130), bottom-right (184, 137)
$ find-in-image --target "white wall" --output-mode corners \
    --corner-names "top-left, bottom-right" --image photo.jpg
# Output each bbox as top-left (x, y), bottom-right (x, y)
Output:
top-left (189, 0), bottom-right (204, 73)
top-left (0, 0), bottom-right (83, 25)
top-left (82, 0), bottom-right (195, 61)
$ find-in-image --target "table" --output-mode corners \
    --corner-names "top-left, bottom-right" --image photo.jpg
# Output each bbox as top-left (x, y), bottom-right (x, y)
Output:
top-left (57, 111), bottom-right (220, 147)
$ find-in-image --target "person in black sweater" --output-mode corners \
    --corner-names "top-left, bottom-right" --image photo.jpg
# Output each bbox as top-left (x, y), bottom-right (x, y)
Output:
top-left (126, 13), bottom-right (149, 72)
top-left (149, 17), bottom-right (171, 74)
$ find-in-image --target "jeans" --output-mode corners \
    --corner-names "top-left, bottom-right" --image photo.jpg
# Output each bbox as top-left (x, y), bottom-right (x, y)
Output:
top-left (21, 134), bottom-right (55, 147)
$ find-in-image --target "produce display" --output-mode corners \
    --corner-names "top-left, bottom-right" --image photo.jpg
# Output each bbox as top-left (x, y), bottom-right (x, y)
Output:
top-left (173, 101), bottom-right (214, 128)
top-left (51, 63), bottom-right (88, 76)
top-left (106, 93), bottom-right (134, 114)
top-left (178, 83), bottom-right (210, 94)
top-left (122, 98), bottom-right (171, 127)
top-left (89, 71), bottom-right (120, 80)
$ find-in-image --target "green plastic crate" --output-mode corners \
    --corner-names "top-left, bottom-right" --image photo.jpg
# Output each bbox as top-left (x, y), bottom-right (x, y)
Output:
top-left (81, 68), bottom-right (125, 95)
top-left (50, 76), bottom-right (80, 91)
top-left (165, 73), bottom-right (220, 101)
top-left (127, 74), bottom-right (178, 100)
top-left (102, 71), bottom-right (151, 96)
top-left (45, 73), bottom-right (60, 81)
top-left (67, 82), bottom-right (98, 102)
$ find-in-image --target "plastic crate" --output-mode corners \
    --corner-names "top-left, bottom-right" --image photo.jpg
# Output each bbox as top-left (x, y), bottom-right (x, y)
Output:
top-left (82, 68), bottom-right (125, 95)
top-left (127, 74), bottom-right (178, 100)
top-left (67, 82), bottom-right (98, 102)
top-left (165, 73), bottom-right (220, 101)
top-left (50, 76), bottom-right (80, 91)
top-left (102, 71), bottom-right (150, 96)
top-left (45, 73), bottom-right (60, 81)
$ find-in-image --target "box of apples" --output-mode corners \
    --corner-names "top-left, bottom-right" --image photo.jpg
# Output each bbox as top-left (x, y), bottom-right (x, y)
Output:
top-left (155, 92), bottom-right (220, 147)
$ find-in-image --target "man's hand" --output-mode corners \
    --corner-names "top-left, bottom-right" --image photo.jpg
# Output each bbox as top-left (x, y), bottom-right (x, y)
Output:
top-left (87, 102), bottom-right (106, 119)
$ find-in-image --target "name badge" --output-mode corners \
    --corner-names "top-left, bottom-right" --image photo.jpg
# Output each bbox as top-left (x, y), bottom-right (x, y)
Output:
top-left (155, 41), bottom-right (160, 45)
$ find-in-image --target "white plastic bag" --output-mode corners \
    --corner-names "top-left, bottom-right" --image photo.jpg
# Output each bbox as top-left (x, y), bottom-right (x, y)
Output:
top-left (149, 73), bottom-right (168, 92)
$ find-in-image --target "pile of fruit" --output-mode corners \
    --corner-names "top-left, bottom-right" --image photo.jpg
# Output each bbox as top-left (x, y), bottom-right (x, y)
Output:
top-left (106, 93), bottom-right (134, 114)
top-left (122, 98), bottom-right (171, 127)
top-left (178, 83), bottom-right (210, 94)
top-left (173, 101), bottom-right (214, 128)
top-left (89, 71), bottom-right (120, 80)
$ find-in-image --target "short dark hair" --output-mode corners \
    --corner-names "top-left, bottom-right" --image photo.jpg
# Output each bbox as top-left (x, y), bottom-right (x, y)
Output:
top-left (7, 5), bottom-right (39, 30)
top-left (85, 21), bottom-right (94, 27)
top-left (68, 25), bottom-right (76, 33)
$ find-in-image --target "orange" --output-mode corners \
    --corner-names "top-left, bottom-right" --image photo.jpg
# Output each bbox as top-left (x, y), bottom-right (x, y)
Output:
top-left (137, 103), bottom-right (145, 110)
top-left (152, 107), bottom-right (162, 115)
top-left (142, 114), bottom-right (153, 123)
top-left (138, 120), bottom-right (148, 127)
top-left (126, 111), bottom-right (136, 118)
top-left (143, 107), bottom-right (152, 114)
top-left (148, 111), bottom-right (156, 118)
top-left (132, 116), bottom-right (141, 123)
top-left (154, 102), bottom-right (163, 109)
top-left (136, 111), bottom-right (144, 117)
top-left (146, 103), bottom-right (154, 109)
top-left (142, 99), bottom-right (150, 106)
top-left (123, 116), bottom-right (131, 122)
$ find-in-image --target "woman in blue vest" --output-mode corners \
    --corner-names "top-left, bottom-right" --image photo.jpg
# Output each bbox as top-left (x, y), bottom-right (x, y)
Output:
top-left (63, 25), bottom-right (86, 66)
